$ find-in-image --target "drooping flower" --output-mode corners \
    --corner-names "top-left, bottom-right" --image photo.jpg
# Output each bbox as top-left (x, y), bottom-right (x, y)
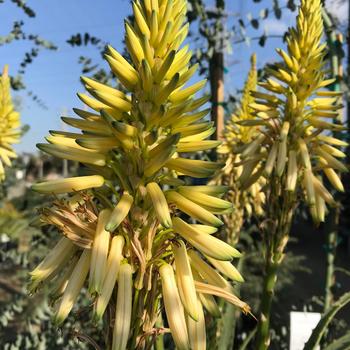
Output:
top-left (235, 0), bottom-right (347, 223)
top-left (0, 65), bottom-right (21, 182)
top-left (30, 1), bottom-right (250, 348)
top-left (213, 54), bottom-right (265, 243)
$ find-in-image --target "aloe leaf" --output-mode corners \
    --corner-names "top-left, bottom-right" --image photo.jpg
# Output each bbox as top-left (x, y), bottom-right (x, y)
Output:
top-left (323, 332), bottom-right (350, 350)
top-left (304, 292), bottom-right (350, 350)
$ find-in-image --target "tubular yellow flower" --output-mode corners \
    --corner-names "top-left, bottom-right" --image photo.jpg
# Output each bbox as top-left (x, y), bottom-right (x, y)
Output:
top-left (54, 249), bottom-right (91, 325)
top-left (32, 175), bottom-right (105, 194)
top-left (186, 298), bottom-right (206, 350)
top-left (30, 0), bottom-right (250, 347)
top-left (94, 235), bottom-right (124, 321)
top-left (112, 263), bottom-right (132, 350)
top-left (105, 192), bottom-right (133, 232)
top-left (0, 65), bottom-right (21, 182)
top-left (146, 182), bottom-right (172, 228)
top-left (173, 240), bottom-right (199, 321)
top-left (206, 256), bottom-right (244, 282)
top-left (188, 250), bottom-right (229, 290)
top-left (29, 237), bottom-right (77, 290)
top-left (236, 0), bottom-right (346, 222)
top-left (89, 209), bottom-right (111, 294)
top-left (172, 217), bottom-right (241, 261)
top-left (160, 263), bottom-right (189, 350)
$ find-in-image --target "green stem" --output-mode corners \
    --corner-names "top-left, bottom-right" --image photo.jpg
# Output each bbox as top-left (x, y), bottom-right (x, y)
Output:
top-left (324, 207), bottom-right (339, 313)
top-left (217, 257), bottom-right (245, 350)
top-left (155, 314), bottom-right (164, 350)
top-left (129, 289), bottom-right (141, 349)
top-left (255, 179), bottom-right (296, 350)
top-left (255, 257), bottom-right (280, 350)
top-left (239, 328), bottom-right (257, 350)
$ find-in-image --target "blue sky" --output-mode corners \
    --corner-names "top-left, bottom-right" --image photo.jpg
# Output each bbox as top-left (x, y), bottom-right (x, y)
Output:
top-left (0, 0), bottom-right (344, 153)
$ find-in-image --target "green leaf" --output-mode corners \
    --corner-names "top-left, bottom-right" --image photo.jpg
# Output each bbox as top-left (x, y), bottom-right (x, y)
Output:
top-left (259, 33), bottom-right (267, 47)
top-left (323, 332), bottom-right (350, 350)
top-left (251, 19), bottom-right (259, 29)
top-left (304, 292), bottom-right (350, 350)
top-left (287, 0), bottom-right (297, 11)
top-left (273, 0), bottom-right (282, 19)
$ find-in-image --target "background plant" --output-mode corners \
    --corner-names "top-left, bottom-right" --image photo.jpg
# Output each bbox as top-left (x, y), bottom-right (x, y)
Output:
top-left (230, 0), bottom-right (347, 348)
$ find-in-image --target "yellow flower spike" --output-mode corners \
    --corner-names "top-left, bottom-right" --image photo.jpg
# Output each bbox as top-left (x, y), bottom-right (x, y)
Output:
top-left (186, 298), bottom-right (206, 350)
top-left (54, 249), bottom-right (91, 325)
top-left (89, 209), bottom-right (111, 294)
top-left (211, 54), bottom-right (265, 243)
top-left (0, 65), bottom-right (21, 181)
top-left (105, 192), bottom-right (133, 232)
top-left (31, 0), bottom-right (249, 345)
top-left (172, 240), bottom-right (199, 321)
top-left (32, 175), bottom-right (105, 194)
top-left (159, 263), bottom-right (190, 350)
top-left (234, 0), bottom-right (346, 221)
top-left (112, 263), bottom-right (133, 350)
top-left (146, 182), bottom-right (172, 228)
top-left (94, 235), bottom-right (125, 321)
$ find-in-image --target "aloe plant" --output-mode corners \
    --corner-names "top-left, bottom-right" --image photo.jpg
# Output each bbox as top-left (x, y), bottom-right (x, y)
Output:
top-left (29, 1), bottom-right (252, 348)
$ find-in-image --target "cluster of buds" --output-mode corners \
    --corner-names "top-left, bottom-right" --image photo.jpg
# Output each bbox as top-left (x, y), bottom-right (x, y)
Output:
top-left (0, 65), bottom-right (21, 182)
top-left (234, 0), bottom-right (346, 224)
top-left (214, 54), bottom-right (265, 243)
top-left (30, 0), bottom-right (251, 348)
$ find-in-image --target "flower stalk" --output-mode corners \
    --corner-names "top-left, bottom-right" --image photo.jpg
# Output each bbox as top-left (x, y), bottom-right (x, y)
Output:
top-left (226, 0), bottom-right (346, 348)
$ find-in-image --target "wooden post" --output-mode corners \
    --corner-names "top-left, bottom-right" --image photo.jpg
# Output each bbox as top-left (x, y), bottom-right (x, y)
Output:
top-left (209, 51), bottom-right (225, 140)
